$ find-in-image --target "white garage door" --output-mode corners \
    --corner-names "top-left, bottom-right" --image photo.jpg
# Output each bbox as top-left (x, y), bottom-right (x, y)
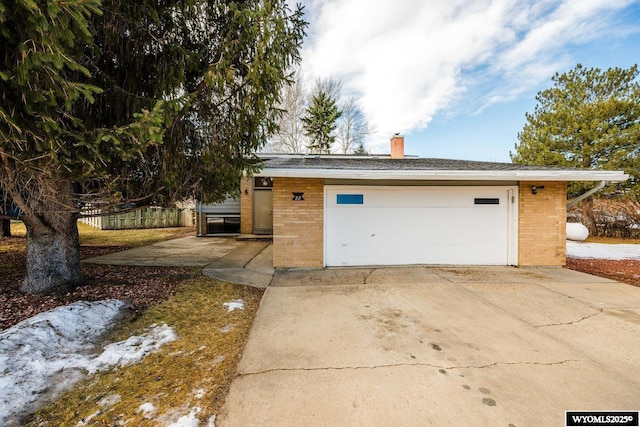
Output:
top-left (325, 186), bottom-right (518, 266)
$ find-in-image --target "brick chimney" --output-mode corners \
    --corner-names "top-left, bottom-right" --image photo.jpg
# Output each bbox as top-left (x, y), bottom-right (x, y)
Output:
top-left (390, 133), bottom-right (404, 159)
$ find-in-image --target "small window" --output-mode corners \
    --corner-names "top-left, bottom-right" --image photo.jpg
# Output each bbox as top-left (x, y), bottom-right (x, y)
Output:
top-left (474, 198), bottom-right (500, 205)
top-left (337, 194), bottom-right (364, 205)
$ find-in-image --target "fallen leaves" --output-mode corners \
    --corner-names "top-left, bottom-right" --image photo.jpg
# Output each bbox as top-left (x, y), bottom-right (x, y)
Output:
top-left (1, 238), bottom-right (196, 331)
top-left (0, 263), bottom-right (196, 331)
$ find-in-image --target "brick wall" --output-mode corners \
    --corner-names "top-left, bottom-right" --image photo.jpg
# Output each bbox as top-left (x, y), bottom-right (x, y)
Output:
top-left (240, 177), bottom-right (253, 234)
top-left (518, 181), bottom-right (566, 266)
top-left (272, 178), bottom-right (324, 267)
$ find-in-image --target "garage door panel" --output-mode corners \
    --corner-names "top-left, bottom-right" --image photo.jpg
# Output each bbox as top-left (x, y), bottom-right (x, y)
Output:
top-left (334, 208), bottom-right (506, 244)
top-left (327, 205), bottom-right (508, 242)
top-left (331, 242), bottom-right (508, 265)
top-left (325, 186), bottom-right (515, 266)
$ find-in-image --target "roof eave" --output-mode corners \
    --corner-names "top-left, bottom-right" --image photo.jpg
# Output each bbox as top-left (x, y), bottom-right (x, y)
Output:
top-left (256, 168), bottom-right (629, 182)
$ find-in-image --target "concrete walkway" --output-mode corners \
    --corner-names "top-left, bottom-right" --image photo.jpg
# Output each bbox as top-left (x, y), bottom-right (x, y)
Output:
top-left (84, 236), bottom-right (274, 287)
top-left (219, 266), bottom-right (640, 426)
top-left (202, 244), bottom-right (274, 288)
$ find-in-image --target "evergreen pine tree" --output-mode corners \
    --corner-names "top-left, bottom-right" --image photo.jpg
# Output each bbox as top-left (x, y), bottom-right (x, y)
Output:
top-left (0, 0), bottom-right (306, 293)
top-left (302, 91), bottom-right (342, 154)
top-left (511, 64), bottom-right (640, 197)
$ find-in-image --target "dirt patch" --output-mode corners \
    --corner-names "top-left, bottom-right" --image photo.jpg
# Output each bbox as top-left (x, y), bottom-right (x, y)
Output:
top-left (565, 258), bottom-right (640, 288)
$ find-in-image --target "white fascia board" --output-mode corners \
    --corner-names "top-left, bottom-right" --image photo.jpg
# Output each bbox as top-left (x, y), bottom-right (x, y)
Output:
top-left (256, 168), bottom-right (629, 182)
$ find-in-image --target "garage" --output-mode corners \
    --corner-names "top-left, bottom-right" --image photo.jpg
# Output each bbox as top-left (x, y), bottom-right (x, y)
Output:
top-left (324, 185), bottom-right (518, 266)
top-left (258, 136), bottom-right (627, 268)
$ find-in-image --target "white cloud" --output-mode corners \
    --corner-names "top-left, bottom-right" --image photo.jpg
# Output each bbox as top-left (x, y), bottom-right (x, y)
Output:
top-left (299, 0), bottom-right (636, 152)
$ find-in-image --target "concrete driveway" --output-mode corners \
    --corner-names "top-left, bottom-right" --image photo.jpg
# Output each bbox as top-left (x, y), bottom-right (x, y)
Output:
top-left (219, 266), bottom-right (640, 426)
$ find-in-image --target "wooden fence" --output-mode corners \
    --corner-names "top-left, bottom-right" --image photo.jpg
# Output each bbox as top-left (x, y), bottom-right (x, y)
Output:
top-left (80, 207), bottom-right (194, 230)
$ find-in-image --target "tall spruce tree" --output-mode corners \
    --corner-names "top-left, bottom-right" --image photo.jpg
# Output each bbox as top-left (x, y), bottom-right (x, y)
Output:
top-left (511, 64), bottom-right (640, 197)
top-left (302, 91), bottom-right (341, 153)
top-left (0, 0), bottom-right (306, 294)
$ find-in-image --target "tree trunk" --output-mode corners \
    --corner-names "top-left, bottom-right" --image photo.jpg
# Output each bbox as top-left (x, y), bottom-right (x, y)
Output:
top-left (20, 203), bottom-right (83, 295)
top-left (0, 218), bottom-right (10, 237)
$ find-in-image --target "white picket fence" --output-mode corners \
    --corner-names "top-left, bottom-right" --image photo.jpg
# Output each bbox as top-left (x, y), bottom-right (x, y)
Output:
top-left (80, 207), bottom-right (194, 230)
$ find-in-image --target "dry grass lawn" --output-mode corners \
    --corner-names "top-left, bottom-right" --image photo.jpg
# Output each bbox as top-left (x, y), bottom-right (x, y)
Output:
top-left (3, 222), bottom-right (263, 424)
top-left (26, 277), bottom-right (263, 426)
top-left (8, 221), bottom-right (195, 246)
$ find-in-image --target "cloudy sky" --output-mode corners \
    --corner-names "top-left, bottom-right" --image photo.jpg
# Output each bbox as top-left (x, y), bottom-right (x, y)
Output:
top-left (294, 0), bottom-right (640, 161)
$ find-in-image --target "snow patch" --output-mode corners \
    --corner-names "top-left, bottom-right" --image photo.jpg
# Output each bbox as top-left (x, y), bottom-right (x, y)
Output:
top-left (0, 300), bottom-right (177, 425)
top-left (566, 241), bottom-right (640, 260)
top-left (88, 323), bottom-right (177, 373)
top-left (223, 299), bottom-right (244, 312)
top-left (168, 407), bottom-right (202, 427)
top-left (0, 300), bottom-right (126, 424)
top-left (139, 402), bottom-right (156, 416)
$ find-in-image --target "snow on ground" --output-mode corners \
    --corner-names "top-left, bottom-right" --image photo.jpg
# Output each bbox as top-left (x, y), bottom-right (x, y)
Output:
top-left (139, 402), bottom-right (156, 417)
top-left (566, 241), bottom-right (640, 260)
top-left (89, 323), bottom-right (177, 373)
top-left (0, 300), bottom-right (177, 425)
top-left (168, 407), bottom-right (203, 427)
top-left (223, 299), bottom-right (244, 312)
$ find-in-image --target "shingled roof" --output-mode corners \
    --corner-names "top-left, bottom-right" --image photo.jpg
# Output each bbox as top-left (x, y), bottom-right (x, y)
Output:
top-left (257, 155), bottom-right (628, 182)
top-left (263, 156), bottom-right (570, 171)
